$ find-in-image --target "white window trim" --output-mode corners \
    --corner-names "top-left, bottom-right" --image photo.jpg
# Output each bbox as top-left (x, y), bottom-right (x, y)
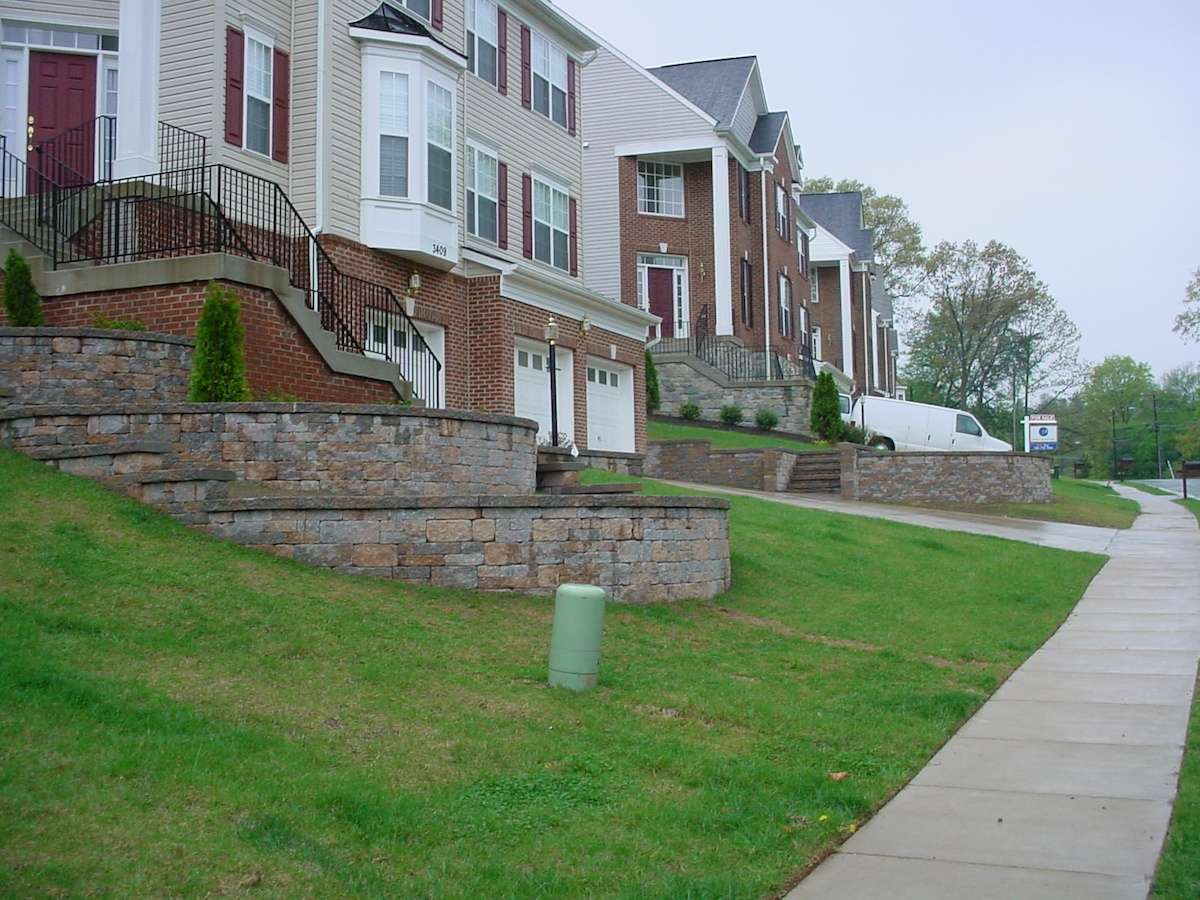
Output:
top-left (778, 273), bottom-right (792, 337)
top-left (378, 70), bottom-right (409, 198)
top-left (242, 24), bottom-right (273, 159)
top-left (636, 160), bottom-right (685, 218)
top-left (425, 78), bottom-right (454, 210)
top-left (636, 252), bottom-right (689, 340)
top-left (812, 325), bottom-right (822, 361)
top-left (810, 267), bottom-right (819, 303)
top-left (531, 29), bottom-right (568, 129)
top-left (532, 174), bottom-right (570, 272)
top-left (466, 139), bottom-right (499, 243)
top-left (775, 182), bottom-right (788, 239)
top-left (466, 0), bottom-right (498, 86)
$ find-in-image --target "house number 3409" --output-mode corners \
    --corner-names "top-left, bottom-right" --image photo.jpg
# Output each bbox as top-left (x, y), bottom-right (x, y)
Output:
top-left (431, 243), bottom-right (448, 257)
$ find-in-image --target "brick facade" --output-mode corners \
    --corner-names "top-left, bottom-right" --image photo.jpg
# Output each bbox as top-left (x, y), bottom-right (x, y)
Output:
top-left (811, 266), bottom-right (844, 372)
top-left (849, 269), bottom-right (873, 396)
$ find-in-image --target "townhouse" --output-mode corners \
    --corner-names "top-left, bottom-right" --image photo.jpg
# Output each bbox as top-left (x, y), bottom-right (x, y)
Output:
top-left (0, 0), bottom-right (656, 453)
top-left (579, 48), bottom-right (814, 378)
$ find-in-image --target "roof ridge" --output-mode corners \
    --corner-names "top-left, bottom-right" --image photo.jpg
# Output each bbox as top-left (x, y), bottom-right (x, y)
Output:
top-left (649, 55), bottom-right (757, 70)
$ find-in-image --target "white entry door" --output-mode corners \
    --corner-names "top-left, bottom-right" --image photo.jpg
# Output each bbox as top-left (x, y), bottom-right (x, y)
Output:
top-left (586, 358), bottom-right (635, 453)
top-left (514, 337), bottom-right (574, 445)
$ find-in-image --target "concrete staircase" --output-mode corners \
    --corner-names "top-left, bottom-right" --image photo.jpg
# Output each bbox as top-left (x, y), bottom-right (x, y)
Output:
top-left (787, 452), bottom-right (842, 494)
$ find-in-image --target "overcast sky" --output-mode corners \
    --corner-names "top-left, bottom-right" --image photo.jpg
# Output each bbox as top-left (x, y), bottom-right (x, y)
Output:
top-left (557, 0), bottom-right (1200, 377)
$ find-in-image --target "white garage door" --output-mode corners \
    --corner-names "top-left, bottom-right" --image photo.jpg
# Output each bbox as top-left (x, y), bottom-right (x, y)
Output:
top-left (514, 338), bottom-right (574, 446)
top-left (586, 357), bottom-right (635, 453)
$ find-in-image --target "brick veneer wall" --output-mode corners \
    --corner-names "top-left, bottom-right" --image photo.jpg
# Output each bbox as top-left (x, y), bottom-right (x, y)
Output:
top-left (643, 439), bottom-right (802, 492)
top-left (0, 274), bottom-right (399, 403)
top-left (762, 133), bottom-right (809, 365)
top-left (0, 404), bottom-right (539, 497)
top-left (202, 494), bottom-right (731, 603)
top-left (839, 446), bottom-right (1052, 504)
top-left (0, 328), bottom-right (193, 407)
top-left (849, 270), bottom-right (873, 396)
top-left (655, 356), bottom-right (813, 434)
top-left (812, 266), bottom-right (844, 372)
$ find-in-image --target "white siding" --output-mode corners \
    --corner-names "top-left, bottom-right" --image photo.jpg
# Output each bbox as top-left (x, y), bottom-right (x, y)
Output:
top-left (160, 0), bottom-right (216, 140)
top-left (809, 222), bottom-right (852, 264)
top-left (289, 0), bottom-right (318, 221)
top-left (0, 2), bottom-right (118, 28)
top-left (730, 86), bottom-right (759, 148)
top-left (580, 44), bottom-right (713, 303)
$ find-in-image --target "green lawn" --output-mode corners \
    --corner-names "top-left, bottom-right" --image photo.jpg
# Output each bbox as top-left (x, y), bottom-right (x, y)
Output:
top-left (0, 449), bottom-right (1105, 898)
top-left (922, 477), bottom-right (1141, 530)
top-left (1128, 482), bottom-right (1176, 497)
top-left (1176, 498), bottom-right (1200, 525)
top-left (648, 418), bottom-right (824, 453)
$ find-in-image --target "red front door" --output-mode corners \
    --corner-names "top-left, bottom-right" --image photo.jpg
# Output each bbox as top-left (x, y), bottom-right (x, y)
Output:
top-left (647, 267), bottom-right (675, 338)
top-left (28, 51), bottom-right (98, 187)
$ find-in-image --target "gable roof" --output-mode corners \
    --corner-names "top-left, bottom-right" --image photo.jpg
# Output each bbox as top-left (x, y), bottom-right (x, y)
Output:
top-left (647, 57), bottom-right (756, 128)
top-left (799, 191), bottom-right (874, 262)
top-left (749, 111), bottom-right (788, 155)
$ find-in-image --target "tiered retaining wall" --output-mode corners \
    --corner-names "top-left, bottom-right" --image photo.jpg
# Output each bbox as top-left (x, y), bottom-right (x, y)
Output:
top-left (839, 445), bottom-right (1052, 504)
top-left (0, 327), bottom-right (193, 407)
top-left (644, 440), bottom-right (802, 492)
top-left (655, 355), bottom-right (813, 433)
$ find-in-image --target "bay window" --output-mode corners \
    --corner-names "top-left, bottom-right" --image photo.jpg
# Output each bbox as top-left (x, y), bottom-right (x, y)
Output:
top-left (467, 0), bottom-right (499, 85)
top-left (378, 72), bottom-right (409, 197)
top-left (244, 29), bottom-right (273, 156)
top-left (532, 33), bottom-right (568, 128)
top-left (534, 178), bottom-right (570, 271)
top-left (467, 143), bottom-right (499, 242)
top-left (426, 81), bottom-right (453, 209)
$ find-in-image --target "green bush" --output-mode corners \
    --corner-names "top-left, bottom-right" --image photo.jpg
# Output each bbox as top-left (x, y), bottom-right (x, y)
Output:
top-left (253, 389), bottom-right (302, 403)
top-left (719, 404), bottom-right (744, 427)
top-left (91, 314), bottom-right (148, 332)
top-left (679, 401), bottom-right (701, 420)
top-left (645, 351), bottom-right (661, 413)
top-left (810, 371), bottom-right (842, 441)
top-left (840, 422), bottom-right (869, 445)
top-left (755, 408), bottom-right (779, 431)
top-left (188, 282), bottom-right (251, 403)
top-left (2, 249), bottom-right (43, 326)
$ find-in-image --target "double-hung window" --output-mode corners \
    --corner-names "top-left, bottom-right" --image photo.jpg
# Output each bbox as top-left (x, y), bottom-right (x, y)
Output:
top-left (426, 81), bottom-right (453, 210)
top-left (467, 0), bottom-right (498, 85)
top-left (740, 258), bottom-right (753, 327)
top-left (532, 32), bottom-right (568, 128)
top-left (778, 273), bottom-right (793, 337)
top-left (467, 144), bottom-right (499, 242)
top-left (400, 0), bottom-right (431, 20)
top-left (809, 267), bottom-right (819, 303)
top-left (637, 161), bottom-right (684, 216)
top-left (378, 72), bottom-right (409, 198)
top-left (812, 325), bottom-right (822, 361)
top-left (244, 30), bottom-right (273, 156)
top-left (533, 178), bottom-right (570, 271)
top-left (775, 182), bottom-right (789, 240)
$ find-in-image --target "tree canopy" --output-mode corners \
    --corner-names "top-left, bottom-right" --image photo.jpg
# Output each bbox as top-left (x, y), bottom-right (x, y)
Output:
top-left (1175, 267), bottom-right (1200, 342)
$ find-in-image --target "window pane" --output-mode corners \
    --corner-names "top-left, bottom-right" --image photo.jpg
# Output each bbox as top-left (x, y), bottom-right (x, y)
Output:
top-left (478, 197), bottom-right (497, 241)
top-left (77, 32), bottom-right (99, 50)
top-left (610, 373), bottom-right (618, 388)
top-left (380, 72), bottom-right (409, 135)
top-left (534, 77), bottom-right (550, 117)
top-left (428, 145), bottom-right (452, 209)
top-left (587, 368), bottom-right (595, 382)
top-left (246, 38), bottom-right (272, 100)
top-left (245, 97), bottom-right (270, 155)
top-left (599, 370), bottom-right (607, 385)
top-left (553, 228), bottom-right (569, 271)
top-left (534, 222), bottom-right (551, 264)
top-left (405, 0), bottom-right (431, 19)
top-left (551, 87), bottom-right (566, 127)
top-left (467, 190), bottom-right (476, 234)
top-left (101, 34), bottom-right (119, 51)
top-left (2, 26), bottom-right (27, 43)
top-left (427, 82), bottom-right (452, 149)
top-left (52, 30), bottom-right (75, 47)
top-left (477, 42), bottom-right (497, 85)
top-left (380, 135), bottom-right (408, 197)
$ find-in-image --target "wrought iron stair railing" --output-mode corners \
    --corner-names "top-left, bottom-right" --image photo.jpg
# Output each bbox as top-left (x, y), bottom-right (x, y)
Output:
top-left (650, 306), bottom-right (815, 382)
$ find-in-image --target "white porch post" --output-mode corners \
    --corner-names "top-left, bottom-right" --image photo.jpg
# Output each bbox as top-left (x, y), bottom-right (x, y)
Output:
top-left (710, 146), bottom-right (733, 336)
top-left (113, 0), bottom-right (161, 179)
top-left (839, 259), bottom-right (852, 380)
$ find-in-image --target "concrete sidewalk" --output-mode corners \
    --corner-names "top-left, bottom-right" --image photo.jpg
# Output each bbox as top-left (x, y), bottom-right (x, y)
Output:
top-left (786, 489), bottom-right (1200, 899)
top-left (663, 481), bottom-right (1120, 554)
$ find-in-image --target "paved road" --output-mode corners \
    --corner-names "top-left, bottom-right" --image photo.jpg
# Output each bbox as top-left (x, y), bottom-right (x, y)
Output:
top-left (1132, 479), bottom-right (1187, 496)
top-left (663, 481), bottom-right (1120, 554)
top-left (786, 487), bottom-right (1200, 899)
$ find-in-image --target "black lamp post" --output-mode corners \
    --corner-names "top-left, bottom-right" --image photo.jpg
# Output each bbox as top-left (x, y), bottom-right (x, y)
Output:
top-left (545, 318), bottom-right (559, 447)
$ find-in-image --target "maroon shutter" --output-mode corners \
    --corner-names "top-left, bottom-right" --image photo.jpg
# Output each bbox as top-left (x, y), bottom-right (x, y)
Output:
top-left (224, 27), bottom-right (244, 146)
top-left (271, 49), bottom-right (289, 163)
top-left (520, 26), bottom-right (532, 109)
top-left (521, 173), bottom-right (533, 258)
top-left (567, 59), bottom-right (577, 135)
top-left (497, 162), bottom-right (509, 249)
top-left (569, 196), bottom-right (578, 276)
top-left (739, 259), bottom-right (746, 324)
top-left (497, 9), bottom-right (508, 96)
top-left (431, 0), bottom-right (444, 30)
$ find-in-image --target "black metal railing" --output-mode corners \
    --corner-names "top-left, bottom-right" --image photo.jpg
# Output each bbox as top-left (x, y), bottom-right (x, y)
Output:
top-left (650, 305), bottom-right (815, 383)
top-left (31, 115), bottom-right (115, 186)
top-left (0, 151), bottom-right (441, 406)
top-left (159, 121), bottom-right (208, 173)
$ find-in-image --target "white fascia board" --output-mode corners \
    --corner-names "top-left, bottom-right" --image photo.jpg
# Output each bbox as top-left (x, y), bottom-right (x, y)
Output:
top-left (509, 0), bottom-right (599, 55)
top-left (500, 266), bottom-right (658, 341)
top-left (348, 27), bottom-right (468, 70)
top-left (613, 134), bottom-right (723, 158)
top-left (809, 223), bottom-right (854, 263)
top-left (458, 248), bottom-right (518, 277)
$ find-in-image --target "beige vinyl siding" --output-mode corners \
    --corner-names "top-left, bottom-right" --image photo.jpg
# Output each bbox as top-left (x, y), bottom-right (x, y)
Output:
top-left (579, 45), bottom-right (714, 303)
top-left (215, 0), bottom-right (292, 186)
top-left (461, 6), bottom-right (583, 278)
top-left (730, 87), bottom-right (759, 148)
top-left (288, 0), bottom-right (318, 221)
top-left (160, 0), bottom-right (216, 140)
top-left (0, 2), bottom-right (118, 28)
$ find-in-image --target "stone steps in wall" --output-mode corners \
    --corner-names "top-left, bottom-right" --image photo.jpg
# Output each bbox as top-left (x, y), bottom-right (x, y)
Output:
top-left (787, 452), bottom-right (842, 494)
top-left (540, 482), bottom-right (641, 496)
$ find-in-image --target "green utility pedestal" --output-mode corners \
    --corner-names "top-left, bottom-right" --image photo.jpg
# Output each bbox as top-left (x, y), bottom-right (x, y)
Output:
top-left (547, 584), bottom-right (606, 692)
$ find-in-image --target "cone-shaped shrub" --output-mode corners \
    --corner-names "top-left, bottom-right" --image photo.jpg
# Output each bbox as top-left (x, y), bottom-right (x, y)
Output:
top-left (188, 282), bottom-right (251, 402)
top-left (3, 249), bottom-right (43, 326)
top-left (810, 371), bottom-right (842, 441)
top-left (645, 350), bottom-right (661, 413)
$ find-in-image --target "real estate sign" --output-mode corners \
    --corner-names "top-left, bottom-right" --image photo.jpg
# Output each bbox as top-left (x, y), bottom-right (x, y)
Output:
top-left (1023, 414), bottom-right (1059, 453)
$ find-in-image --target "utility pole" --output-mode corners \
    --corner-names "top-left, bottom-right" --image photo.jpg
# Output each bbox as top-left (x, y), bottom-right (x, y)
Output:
top-left (1152, 392), bottom-right (1162, 479)
top-left (1111, 409), bottom-right (1119, 481)
top-left (1011, 361), bottom-right (1018, 448)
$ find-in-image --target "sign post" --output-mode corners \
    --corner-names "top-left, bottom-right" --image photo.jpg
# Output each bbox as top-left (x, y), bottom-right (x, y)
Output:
top-left (1023, 414), bottom-right (1059, 454)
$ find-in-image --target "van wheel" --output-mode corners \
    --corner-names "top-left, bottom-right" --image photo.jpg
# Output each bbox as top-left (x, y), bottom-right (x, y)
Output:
top-left (870, 437), bottom-right (895, 451)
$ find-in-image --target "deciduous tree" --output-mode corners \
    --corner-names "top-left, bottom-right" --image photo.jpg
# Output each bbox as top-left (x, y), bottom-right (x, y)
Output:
top-left (1175, 267), bottom-right (1200, 342)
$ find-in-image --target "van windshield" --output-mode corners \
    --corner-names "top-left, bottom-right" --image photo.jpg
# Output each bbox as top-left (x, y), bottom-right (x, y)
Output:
top-left (955, 414), bottom-right (983, 437)
top-left (839, 395), bottom-right (850, 414)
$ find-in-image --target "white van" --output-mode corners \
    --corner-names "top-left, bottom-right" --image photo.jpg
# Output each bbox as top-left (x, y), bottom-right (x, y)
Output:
top-left (848, 396), bottom-right (1012, 453)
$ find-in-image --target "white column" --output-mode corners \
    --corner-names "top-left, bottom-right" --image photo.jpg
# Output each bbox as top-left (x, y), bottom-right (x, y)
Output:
top-left (710, 146), bottom-right (733, 336)
top-left (871, 310), bottom-right (880, 391)
top-left (839, 259), bottom-right (853, 381)
top-left (113, 0), bottom-right (161, 179)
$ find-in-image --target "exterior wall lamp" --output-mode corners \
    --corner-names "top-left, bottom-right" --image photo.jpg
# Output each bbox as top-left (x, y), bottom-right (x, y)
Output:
top-left (405, 272), bottom-right (421, 317)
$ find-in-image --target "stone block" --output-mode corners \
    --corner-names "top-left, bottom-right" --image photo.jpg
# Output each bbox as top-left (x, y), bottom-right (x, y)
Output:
top-left (351, 544), bottom-right (399, 568)
top-left (426, 519), bottom-right (473, 542)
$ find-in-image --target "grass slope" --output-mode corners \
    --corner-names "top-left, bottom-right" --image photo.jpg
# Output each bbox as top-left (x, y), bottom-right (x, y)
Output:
top-left (1176, 498), bottom-right (1200, 525)
top-left (923, 478), bottom-right (1140, 530)
top-left (648, 419), bottom-right (823, 453)
top-left (0, 450), bottom-right (1104, 898)
top-left (1128, 482), bottom-right (1176, 497)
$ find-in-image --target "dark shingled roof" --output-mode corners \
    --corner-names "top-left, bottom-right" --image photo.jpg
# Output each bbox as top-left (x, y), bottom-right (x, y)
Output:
top-left (799, 191), bottom-right (874, 262)
top-left (349, 2), bottom-right (431, 36)
top-left (648, 56), bottom-right (756, 127)
top-left (749, 111), bottom-right (787, 154)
